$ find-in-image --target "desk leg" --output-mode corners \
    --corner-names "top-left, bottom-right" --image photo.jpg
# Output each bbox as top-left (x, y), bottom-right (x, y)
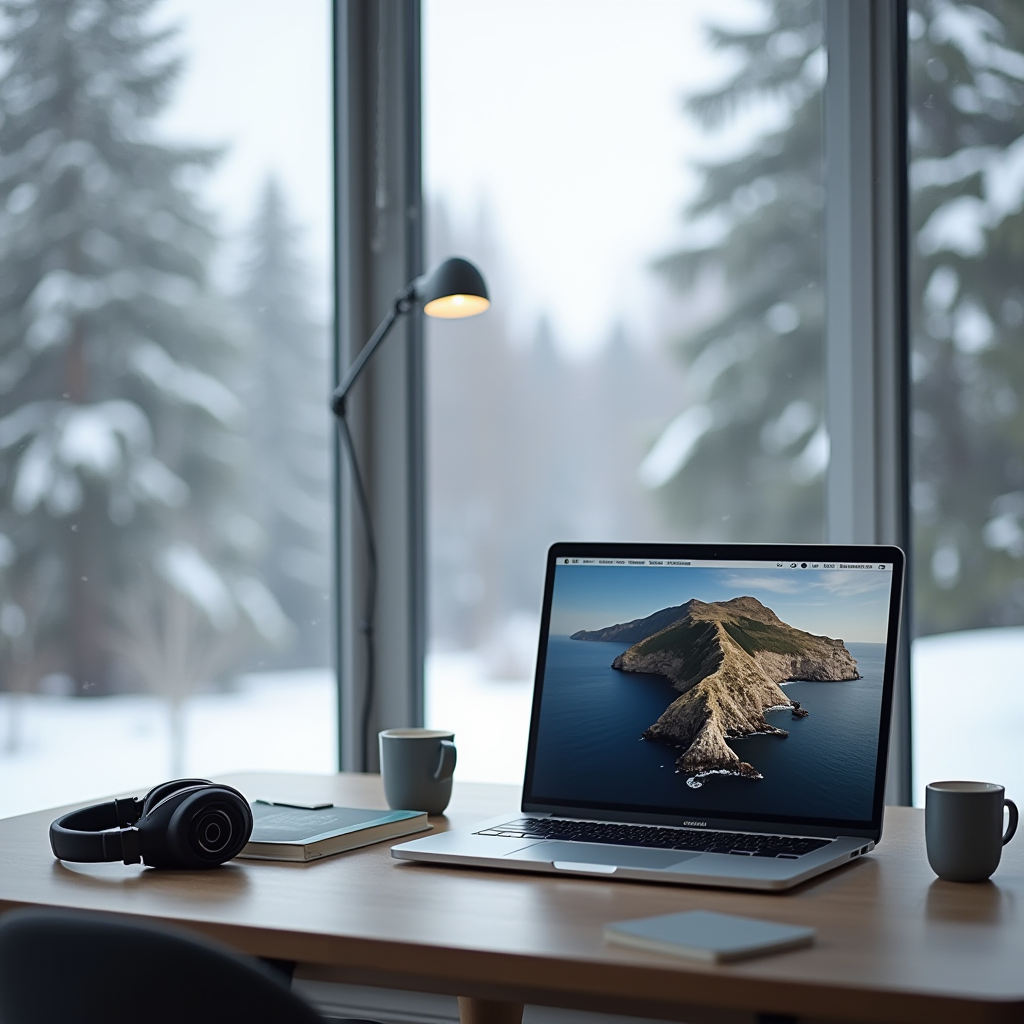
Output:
top-left (458, 997), bottom-right (524, 1024)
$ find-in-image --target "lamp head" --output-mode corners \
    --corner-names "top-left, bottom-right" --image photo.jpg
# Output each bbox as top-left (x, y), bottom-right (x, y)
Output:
top-left (417, 257), bottom-right (490, 319)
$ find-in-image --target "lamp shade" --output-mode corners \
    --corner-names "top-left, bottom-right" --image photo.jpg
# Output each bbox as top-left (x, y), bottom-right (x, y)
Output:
top-left (418, 257), bottom-right (490, 319)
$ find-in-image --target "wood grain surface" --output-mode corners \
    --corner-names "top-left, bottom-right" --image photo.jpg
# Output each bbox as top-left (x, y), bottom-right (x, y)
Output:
top-left (1, 772), bottom-right (1022, 1024)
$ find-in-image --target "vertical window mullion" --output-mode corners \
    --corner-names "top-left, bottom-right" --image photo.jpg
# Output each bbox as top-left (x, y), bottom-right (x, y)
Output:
top-left (334, 0), bottom-right (425, 772)
top-left (824, 0), bottom-right (911, 804)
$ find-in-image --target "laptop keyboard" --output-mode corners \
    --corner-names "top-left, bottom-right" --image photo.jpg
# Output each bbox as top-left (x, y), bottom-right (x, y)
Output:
top-left (475, 818), bottom-right (832, 859)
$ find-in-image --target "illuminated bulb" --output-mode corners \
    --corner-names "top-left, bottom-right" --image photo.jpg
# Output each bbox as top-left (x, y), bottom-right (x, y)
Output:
top-left (423, 293), bottom-right (491, 319)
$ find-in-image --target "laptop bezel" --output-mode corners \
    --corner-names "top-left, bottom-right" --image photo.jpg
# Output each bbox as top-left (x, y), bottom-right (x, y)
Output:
top-left (521, 541), bottom-right (905, 842)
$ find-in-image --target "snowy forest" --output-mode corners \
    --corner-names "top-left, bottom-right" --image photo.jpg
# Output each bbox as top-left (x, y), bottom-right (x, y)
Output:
top-left (2, 0), bottom-right (1024, 719)
top-left (0, 0), bottom-right (332, 714)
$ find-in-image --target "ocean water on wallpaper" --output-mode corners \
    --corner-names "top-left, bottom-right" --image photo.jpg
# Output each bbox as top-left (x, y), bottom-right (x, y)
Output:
top-left (530, 637), bottom-right (885, 821)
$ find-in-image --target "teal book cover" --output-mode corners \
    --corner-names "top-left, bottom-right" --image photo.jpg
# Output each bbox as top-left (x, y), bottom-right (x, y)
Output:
top-left (240, 802), bottom-right (430, 861)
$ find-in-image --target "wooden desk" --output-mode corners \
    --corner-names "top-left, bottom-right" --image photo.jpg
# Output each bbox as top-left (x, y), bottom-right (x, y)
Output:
top-left (1, 772), bottom-right (1023, 1024)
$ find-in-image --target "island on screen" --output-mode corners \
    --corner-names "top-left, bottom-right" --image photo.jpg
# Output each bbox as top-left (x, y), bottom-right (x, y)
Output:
top-left (529, 561), bottom-right (894, 823)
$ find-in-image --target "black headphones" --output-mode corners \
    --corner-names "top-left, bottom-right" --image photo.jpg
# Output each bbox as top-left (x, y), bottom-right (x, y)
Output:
top-left (49, 779), bottom-right (253, 869)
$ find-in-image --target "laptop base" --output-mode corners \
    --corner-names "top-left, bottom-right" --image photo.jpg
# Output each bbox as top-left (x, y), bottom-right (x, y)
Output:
top-left (393, 814), bottom-right (874, 892)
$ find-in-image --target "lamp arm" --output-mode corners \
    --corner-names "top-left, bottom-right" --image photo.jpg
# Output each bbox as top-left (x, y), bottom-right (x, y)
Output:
top-left (328, 280), bottom-right (418, 770)
top-left (330, 283), bottom-right (419, 416)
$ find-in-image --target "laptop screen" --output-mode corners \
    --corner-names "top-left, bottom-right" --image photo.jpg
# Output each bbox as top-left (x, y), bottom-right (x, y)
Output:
top-left (522, 543), bottom-right (904, 833)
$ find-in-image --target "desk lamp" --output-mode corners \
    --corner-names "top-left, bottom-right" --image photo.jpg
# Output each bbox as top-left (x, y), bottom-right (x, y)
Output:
top-left (331, 257), bottom-right (489, 768)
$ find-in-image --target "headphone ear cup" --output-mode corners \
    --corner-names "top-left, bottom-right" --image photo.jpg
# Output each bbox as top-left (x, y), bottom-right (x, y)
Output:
top-left (142, 779), bottom-right (212, 818)
top-left (166, 786), bottom-right (253, 868)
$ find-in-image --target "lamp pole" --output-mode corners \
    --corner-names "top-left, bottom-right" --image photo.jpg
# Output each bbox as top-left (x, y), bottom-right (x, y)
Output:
top-left (332, 257), bottom-right (489, 769)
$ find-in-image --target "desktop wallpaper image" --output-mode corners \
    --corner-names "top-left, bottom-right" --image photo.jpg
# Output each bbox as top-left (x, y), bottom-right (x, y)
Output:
top-left (529, 564), bottom-right (894, 823)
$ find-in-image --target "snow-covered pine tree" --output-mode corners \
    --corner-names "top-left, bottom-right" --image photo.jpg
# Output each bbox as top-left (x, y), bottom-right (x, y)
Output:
top-left (236, 178), bottom-right (331, 669)
top-left (655, 0), bottom-right (1024, 639)
top-left (908, 0), bottom-right (1024, 635)
top-left (0, 0), bottom-right (254, 694)
top-left (652, 0), bottom-right (826, 543)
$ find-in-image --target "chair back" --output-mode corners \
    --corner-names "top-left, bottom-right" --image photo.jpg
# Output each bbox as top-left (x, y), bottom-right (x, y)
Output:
top-left (0, 908), bottom-right (325, 1024)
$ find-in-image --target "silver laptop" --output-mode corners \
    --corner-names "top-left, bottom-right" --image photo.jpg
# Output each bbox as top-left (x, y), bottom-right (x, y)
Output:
top-left (394, 542), bottom-right (905, 891)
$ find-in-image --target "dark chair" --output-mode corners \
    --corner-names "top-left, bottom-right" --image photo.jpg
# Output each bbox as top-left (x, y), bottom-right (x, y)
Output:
top-left (0, 908), bottom-right (326, 1024)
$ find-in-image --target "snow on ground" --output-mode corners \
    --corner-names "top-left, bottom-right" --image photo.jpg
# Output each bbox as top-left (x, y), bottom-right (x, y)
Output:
top-left (912, 628), bottom-right (1024, 807)
top-left (0, 655), bottom-right (530, 820)
top-left (425, 651), bottom-right (533, 785)
top-left (0, 669), bottom-right (337, 820)
top-left (2, 630), bottom-right (1019, 820)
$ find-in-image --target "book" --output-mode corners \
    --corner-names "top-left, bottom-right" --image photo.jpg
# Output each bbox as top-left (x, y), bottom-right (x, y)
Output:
top-left (603, 909), bottom-right (816, 963)
top-left (238, 801), bottom-right (431, 862)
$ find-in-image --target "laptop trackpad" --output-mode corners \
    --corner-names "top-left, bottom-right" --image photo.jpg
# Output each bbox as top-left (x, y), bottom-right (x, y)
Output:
top-left (505, 841), bottom-right (701, 871)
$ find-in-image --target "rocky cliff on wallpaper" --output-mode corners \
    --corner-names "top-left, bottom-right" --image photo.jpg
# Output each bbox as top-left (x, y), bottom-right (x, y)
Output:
top-left (571, 597), bottom-right (859, 785)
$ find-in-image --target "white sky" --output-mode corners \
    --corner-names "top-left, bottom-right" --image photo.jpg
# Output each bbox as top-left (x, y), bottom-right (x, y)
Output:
top-left (153, 0), bottom-right (332, 311)
top-left (423, 0), bottom-right (767, 357)
top-left (149, 0), bottom-right (772, 351)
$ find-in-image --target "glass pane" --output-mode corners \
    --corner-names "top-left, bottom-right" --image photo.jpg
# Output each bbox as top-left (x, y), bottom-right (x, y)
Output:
top-left (909, 1), bottom-right (1024, 803)
top-left (424, 0), bottom-right (826, 782)
top-left (0, 0), bottom-right (334, 818)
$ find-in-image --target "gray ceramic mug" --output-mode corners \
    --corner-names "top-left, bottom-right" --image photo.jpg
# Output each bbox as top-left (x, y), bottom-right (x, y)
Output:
top-left (379, 728), bottom-right (457, 815)
top-left (925, 781), bottom-right (1019, 882)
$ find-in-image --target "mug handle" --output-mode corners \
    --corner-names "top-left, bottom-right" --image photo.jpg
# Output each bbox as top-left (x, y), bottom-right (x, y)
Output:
top-left (433, 740), bottom-right (457, 782)
top-left (1003, 799), bottom-right (1019, 845)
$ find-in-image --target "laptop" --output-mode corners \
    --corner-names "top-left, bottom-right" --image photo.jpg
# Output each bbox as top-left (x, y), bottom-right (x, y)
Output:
top-left (393, 541), bottom-right (905, 891)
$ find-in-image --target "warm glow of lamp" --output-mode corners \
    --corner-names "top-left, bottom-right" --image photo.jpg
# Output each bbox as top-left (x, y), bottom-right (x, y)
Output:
top-left (424, 292), bottom-right (490, 318)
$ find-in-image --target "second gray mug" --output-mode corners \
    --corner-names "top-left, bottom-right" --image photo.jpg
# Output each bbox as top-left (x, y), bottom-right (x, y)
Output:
top-left (379, 728), bottom-right (457, 815)
top-left (925, 780), bottom-right (1019, 882)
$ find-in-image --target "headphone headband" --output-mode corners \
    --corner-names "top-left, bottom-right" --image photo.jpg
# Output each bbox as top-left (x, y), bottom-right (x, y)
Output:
top-left (50, 799), bottom-right (144, 864)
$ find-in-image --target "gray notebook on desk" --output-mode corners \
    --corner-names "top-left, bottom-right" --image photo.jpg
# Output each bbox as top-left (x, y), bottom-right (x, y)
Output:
top-left (393, 541), bottom-right (904, 891)
top-left (604, 910), bottom-right (816, 962)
